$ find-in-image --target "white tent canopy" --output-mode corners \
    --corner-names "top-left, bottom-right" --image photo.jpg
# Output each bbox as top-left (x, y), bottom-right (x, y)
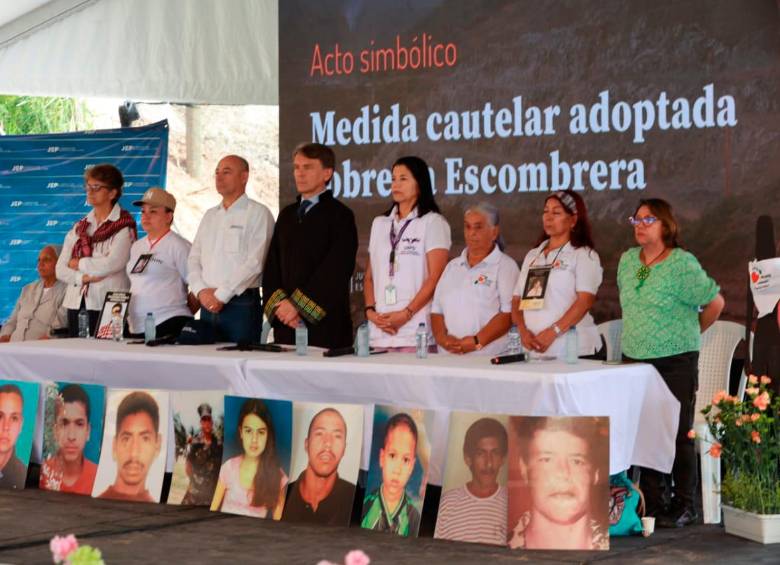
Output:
top-left (0, 0), bottom-right (278, 105)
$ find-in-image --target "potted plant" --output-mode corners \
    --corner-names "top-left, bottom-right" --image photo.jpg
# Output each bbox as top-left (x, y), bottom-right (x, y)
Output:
top-left (700, 375), bottom-right (780, 544)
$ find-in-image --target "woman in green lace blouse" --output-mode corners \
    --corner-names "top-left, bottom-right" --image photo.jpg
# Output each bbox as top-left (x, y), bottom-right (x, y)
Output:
top-left (618, 198), bottom-right (724, 529)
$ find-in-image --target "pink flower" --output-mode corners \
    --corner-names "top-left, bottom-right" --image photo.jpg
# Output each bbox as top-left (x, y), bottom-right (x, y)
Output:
top-left (745, 387), bottom-right (759, 397)
top-left (753, 392), bottom-right (770, 411)
top-left (751, 413), bottom-right (760, 422)
top-left (345, 550), bottom-right (371, 565)
top-left (760, 375), bottom-right (772, 385)
top-left (686, 429), bottom-right (696, 439)
top-left (50, 535), bottom-right (78, 564)
top-left (735, 419), bottom-right (742, 427)
top-left (709, 443), bottom-right (722, 458)
top-left (752, 431), bottom-right (761, 444)
top-left (748, 375), bottom-right (759, 385)
top-left (712, 390), bottom-right (728, 404)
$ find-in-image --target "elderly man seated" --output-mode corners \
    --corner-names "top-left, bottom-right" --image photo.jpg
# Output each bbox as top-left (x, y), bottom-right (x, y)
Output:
top-left (0, 244), bottom-right (67, 342)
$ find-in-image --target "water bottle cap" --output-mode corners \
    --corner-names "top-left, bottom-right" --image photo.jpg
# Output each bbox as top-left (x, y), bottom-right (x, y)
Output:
top-left (147, 312), bottom-right (153, 316)
top-left (418, 322), bottom-right (425, 328)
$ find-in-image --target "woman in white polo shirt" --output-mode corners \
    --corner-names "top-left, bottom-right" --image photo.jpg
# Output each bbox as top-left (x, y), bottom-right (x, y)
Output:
top-left (363, 156), bottom-right (451, 350)
top-left (126, 188), bottom-right (195, 339)
top-left (511, 190), bottom-right (603, 358)
top-left (431, 203), bottom-right (519, 355)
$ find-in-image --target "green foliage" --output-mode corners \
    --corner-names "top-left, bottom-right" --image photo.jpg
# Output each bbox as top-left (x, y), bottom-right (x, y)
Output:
top-left (67, 545), bottom-right (105, 565)
top-left (702, 377), bottom-right (780, 514)
top-left (0, 95), bottom-right (92, 135)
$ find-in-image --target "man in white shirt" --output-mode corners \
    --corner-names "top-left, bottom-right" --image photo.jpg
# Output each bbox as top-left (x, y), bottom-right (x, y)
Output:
top-left (0, 244), bottom-right (67, 342)
top-left (188, 155), bottom-right (274, 343)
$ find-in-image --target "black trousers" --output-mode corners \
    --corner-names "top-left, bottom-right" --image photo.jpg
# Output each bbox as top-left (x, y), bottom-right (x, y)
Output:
top-left (627, 351), bottom-right (699, 514)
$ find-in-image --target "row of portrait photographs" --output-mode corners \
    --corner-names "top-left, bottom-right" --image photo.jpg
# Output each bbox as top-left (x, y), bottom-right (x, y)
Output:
top-left (1, 379), bottom-right (611, 551)
top-left (436, 412), bottom-right (610, 550)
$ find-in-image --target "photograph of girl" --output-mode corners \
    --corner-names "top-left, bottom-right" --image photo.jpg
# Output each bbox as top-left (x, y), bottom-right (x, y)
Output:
top-left (211, 397), bottom-right (291, 519)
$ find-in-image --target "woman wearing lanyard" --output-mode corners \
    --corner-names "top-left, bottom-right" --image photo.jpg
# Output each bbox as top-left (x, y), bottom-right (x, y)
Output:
top-left (364, 156), bottom-right (451, 350)
top-left (430, 203), bottom-right (519, 355)
top-left (511, 190), bottom-right (602, 358)
top-left (126, 188), bottom-right (197, 339)
top-left (619, 198), bottom-right (723, 527)
top-left (56, 164), bottom-right (136, 337)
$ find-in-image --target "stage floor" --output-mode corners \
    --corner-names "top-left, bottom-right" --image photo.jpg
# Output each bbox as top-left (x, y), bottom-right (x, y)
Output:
top-left (0, 479), bottom-right (776, 564)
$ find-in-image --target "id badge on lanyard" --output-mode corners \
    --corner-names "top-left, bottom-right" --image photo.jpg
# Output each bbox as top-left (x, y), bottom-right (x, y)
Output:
top-left (520, 266), bottom-right (551, 310)
top-left (385, 218), bottom-right (412, 306)
top-left (131, 254), bottom-right (153, 274)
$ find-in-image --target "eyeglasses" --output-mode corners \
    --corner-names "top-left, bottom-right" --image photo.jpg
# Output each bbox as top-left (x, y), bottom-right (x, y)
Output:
top-left (628, 215), bottom-right (658, 227)
top-left (85, 183), bottom-right (110, 193)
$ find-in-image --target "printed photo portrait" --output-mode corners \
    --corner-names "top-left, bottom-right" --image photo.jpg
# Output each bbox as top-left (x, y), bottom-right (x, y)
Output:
top-left (0, 380), bottom-right (39, 490)
top-left (211, 396), bottom-right (292, 520)
top-left (435, 412), bottom-right (509, 546)
top-left (91, 389), bottom-right (169, 503)
top-left (283, 402), bottom-right (363, 526)
top-left (40, 382), bottom-right (105, 495)
top-left (168, 391), bottom-right (225, 506)
top-left (361, 405), bottom-right (435, 538)
top-left (95, 292), bottom-right (130, 340)
top-left (507, 416), bottom-right (610, 551)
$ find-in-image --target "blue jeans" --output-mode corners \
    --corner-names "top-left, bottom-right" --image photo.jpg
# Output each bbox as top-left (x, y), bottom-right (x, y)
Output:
top-left (200, 289), bottom-right (261, 344)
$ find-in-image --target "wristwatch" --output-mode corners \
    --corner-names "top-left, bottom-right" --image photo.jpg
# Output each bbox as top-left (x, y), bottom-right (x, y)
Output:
top-left (552, 323), bottom-right (562, 336)
top-left (473, 335), bottom-right (483, 351)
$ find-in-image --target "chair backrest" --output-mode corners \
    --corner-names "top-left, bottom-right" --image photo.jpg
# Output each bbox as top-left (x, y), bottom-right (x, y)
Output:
top-left (597, 319), bottom-right (623, 360)
top-left (695, 320), bottom-right (745, 422)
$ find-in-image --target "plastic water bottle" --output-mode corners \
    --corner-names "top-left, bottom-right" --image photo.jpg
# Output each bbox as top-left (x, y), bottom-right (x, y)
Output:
top-left (77, 308), bottom-right (90, 338)
top-left (507, 324), bottom-right (522, 355)
top-left (565, 327), bottom-right (579, 364)
top-left (144, 312), bottom-right (156, 343)
top-left (295, 320), bottom-right (308, 356)
top-left (111, 315), bottom-right (123, 342)
top-left (415, 323), bottom-right (428, 359)
top-left (355, 322), bottom-right (370, 357)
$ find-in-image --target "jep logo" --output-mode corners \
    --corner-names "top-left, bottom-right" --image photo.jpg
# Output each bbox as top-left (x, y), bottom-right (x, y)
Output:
top-left (47, 182), bottom-right (59, 188)
top-left (47, 146), bottom-right (60, 153)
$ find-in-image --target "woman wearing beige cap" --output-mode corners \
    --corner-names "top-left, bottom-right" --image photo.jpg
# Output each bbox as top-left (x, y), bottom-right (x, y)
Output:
top-left (126, 187), bottom-right (197, 339)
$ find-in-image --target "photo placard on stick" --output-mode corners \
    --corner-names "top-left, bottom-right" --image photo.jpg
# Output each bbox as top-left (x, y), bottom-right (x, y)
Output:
top-left (283, 402), bottom-right (363, 526)
top-left (168, 391), bottom-right (225, 506)
top-left (507, 416), bottom-right (610, 551)
top-left (211, 396), bottom-right (292, 520)
top-left (435, 412), bottom-right (510, 546)
top-left (0, 379), bottom-right (39, 490)
top-left (361, 405), bottom-right (435, 538)
top-left (40, 382), bottom-right (106, 495)
top-left (95, 291), bottom-right (131, 340)
top-left (91, 388), bottom-right (169, 503)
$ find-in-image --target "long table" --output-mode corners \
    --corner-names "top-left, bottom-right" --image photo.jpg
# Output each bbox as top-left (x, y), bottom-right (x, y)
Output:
top-left (0, 339), bottom-right (680, 484)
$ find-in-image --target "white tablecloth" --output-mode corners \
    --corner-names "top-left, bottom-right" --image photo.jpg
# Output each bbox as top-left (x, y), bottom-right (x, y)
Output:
top-left (242, 352), bottom-right (681, 483)
top-left (0, 340), bottom-right (680, 484)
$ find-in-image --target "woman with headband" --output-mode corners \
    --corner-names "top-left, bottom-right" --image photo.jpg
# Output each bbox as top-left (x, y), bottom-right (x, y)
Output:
top-left (511, 190), bottom-right (603, 358)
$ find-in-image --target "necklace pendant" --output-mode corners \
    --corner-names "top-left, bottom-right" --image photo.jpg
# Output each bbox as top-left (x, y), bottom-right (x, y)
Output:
top-left (636, 264), bottom-right (651, 282)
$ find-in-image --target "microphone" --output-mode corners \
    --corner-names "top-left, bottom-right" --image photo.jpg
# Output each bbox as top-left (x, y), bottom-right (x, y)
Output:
top-left (490, 353), bottom-right (527, 365)
top-left (145, 334), bottom-right (178, 347)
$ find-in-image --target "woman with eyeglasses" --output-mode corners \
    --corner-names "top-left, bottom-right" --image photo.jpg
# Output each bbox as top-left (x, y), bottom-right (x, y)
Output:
top-left (363, 156), bottom-right (451, 350)
top-left (511, 190), bottom-right (603, 358)
top-left (618, 198), bottom-right (724, 528)
top-left (56, 164), bottom-right (136, 337)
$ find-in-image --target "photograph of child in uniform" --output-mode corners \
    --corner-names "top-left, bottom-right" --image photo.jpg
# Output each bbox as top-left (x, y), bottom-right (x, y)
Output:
top-left (507, 416), bottom-right (609, 550)
top-left (40, 383), bottom-right (104, 495)
top-left (92, 390), bottom-right (167, 503)
top-left (0, 382), bottom-right (36, 490)
top-left (167, 393), bottom-right (224, 506)
top-left (361, 410), bottom-right (429, 537)
top-left (283, 405), bottom-right (361, 526)
top-left (96, 302), bottom-right (125, 339)
top-left (211, 397), bottom-right (291, 519)
top-left (435, 416), bottom-right (509, 546)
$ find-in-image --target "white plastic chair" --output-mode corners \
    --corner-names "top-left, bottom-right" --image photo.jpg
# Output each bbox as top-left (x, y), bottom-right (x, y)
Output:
top-left (695, 320), bottom-right (745, 524)
top-left (596, 319), bottom-right (623, 360)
